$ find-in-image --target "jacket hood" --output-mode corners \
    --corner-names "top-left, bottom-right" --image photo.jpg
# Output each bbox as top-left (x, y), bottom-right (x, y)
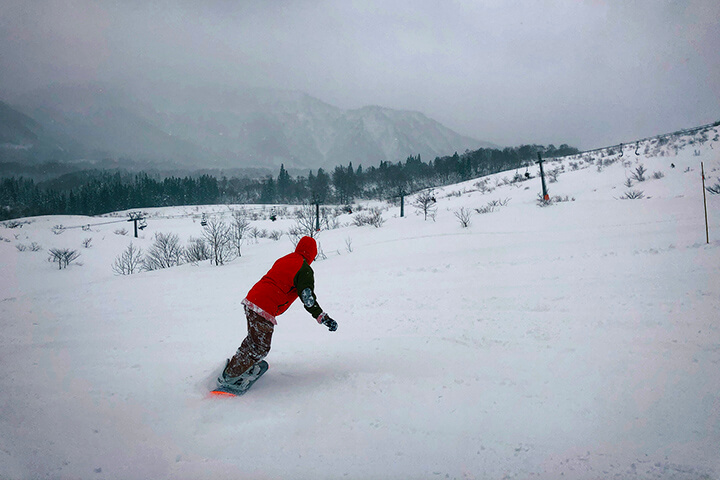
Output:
top-left (295, 236), bottom-right (317, 264)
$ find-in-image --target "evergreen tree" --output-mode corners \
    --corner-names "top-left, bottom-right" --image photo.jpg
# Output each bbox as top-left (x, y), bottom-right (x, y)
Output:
top-left (277, 164), bottom-right (291, 203)
top-left (309, 168), bottom-right (330, 204)
top-left (260, 176), bottom-right (276, 204)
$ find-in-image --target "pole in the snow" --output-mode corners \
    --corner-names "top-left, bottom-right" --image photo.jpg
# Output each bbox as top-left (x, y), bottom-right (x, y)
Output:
top-left (537, 152), bottom-right (549, 201)
top-left (702, 162), bottom-right (709, 244)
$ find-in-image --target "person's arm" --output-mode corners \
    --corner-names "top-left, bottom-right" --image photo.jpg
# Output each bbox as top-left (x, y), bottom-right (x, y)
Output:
top-left (294, 261), bottom-right (323, 319)
top-left (294, 261), bottom-right (337, 331)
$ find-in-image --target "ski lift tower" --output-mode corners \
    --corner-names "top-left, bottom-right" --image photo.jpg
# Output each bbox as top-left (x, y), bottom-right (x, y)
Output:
top-left (536, 152), bottom-right (549, 201)
top-left (127, 211), bottom-right (147, 238)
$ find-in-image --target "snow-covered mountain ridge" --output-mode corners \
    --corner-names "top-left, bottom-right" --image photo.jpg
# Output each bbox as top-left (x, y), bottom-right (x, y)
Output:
top-left (5, 84), bottom-right (490, 170)
top-left (1, 125), bottom-right (719, 479)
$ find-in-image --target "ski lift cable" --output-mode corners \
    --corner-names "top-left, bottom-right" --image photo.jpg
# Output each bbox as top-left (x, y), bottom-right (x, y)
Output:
top-left (60, 218), bottom-right (130, 230)
top-left (571, 120), bottom-right (720, 159)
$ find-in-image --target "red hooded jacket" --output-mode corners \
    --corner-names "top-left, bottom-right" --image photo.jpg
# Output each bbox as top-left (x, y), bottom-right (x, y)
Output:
top-left (243, 236), bottom-right (321, 324)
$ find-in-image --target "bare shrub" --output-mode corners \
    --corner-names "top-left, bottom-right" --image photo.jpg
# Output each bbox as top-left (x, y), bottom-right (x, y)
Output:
top-left (652, 171), bottom-right (665, 180)
top-left (413, 189), bottom-right (437, 221)
top-left (3, 220), bottom-right (25, 229)
top-left (547, 167), bottom-right (562, 183)
top-left (114, 228), bottom-right (128, 236)
top-left (268, 230), bottom-right (283, 241)
top-left (474, 179), bottom-right (494, 194)
top-left (476, 198), bottom-right (510, 214)
top-left (353, 208), bottom-right (385, 228)
top-left (144, 232), bottom-right (184, 270)
top-left (536, 193), bottom-right (553, 207)
top-left (51, 225), bottom-right (65, 235)
top-left (203, 218), bottom-right (235, 266)
top-left (48, 248), bottom-right (80, 270)
top-left (631, 165), bottom-right (647, 182)
top-left (112, 243), bottom-right (144, 275)
top-left (620, 190), bottom-right (645, 200)
top-left (475, 204), bottom-right (495, 214)
top-left (16, 244), bottom-right (27, 252)
top-left (82, 238), bottom-right (93, 248)
top-left (30, 242), bottom-right (42, 252)
top-left (454, 207), bottom-right (472, 228)
top-left (707, 183), bottom-right (720, 195)
top-left (185, 237), bottom-right (211, 264)
top-left (345, 237), bottom-right (353, 253)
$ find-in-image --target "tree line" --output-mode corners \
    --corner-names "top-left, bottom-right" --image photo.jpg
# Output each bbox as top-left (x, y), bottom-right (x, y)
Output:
top-left (0, 143), bottom-right (577, 220)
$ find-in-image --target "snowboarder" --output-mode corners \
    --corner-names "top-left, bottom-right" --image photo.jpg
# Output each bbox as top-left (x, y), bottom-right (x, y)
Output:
top-left (215, 236), bottom-right (337, 394)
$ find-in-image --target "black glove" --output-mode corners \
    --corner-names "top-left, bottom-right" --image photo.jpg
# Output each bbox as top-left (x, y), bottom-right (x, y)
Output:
top-left (320, 313), bottom-right (338, 332)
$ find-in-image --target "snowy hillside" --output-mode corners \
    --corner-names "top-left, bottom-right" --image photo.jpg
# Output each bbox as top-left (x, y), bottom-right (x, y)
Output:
top-left (1, 126), bottom-right (720, 479)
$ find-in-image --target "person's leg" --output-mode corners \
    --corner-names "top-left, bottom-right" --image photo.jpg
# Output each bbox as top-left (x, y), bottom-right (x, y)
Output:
top-left (224, 308), bottom-right (274, 378)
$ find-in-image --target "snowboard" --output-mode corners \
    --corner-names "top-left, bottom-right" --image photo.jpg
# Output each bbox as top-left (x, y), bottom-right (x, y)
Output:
top-left (210, 360), bottom-right (269, 397)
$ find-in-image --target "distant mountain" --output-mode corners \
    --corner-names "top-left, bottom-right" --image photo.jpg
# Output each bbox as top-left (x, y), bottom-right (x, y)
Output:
top-left (0, 100), bottom-right (74, 163)
top-left (0, 100), bottom-right (40, 145)
top-left (5, 83), bottom-right (494, 171)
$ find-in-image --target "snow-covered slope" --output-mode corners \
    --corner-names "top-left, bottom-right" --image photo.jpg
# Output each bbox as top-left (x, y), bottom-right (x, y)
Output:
top-left (1, 127), bottom-right (719, 479)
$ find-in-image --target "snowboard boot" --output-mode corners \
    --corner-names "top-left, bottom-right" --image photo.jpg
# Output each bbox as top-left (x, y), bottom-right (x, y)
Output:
top-left (217, 359), bottom-right (268, 391)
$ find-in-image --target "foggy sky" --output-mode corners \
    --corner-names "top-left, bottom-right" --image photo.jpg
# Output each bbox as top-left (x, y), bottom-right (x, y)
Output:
top-left (1, 0), bottom-right (718, 150)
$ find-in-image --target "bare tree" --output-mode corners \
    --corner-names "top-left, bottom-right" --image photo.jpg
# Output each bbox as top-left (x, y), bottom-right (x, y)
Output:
top-left (413, 189), bottom-right (437, 221)
top-left (112, 242), bottom-right (144, 275)
top-left (144, 232), bottom-right (184, 270)
top-left (203, 218), bottom-right (235, 266)
top-left (288, 203), bottom-right (320, 245)
top-left (231, 210), bottom-right (251, 256)
top-left (48, 248), bottom-right (80, 270)
top-left (454, 207), bottom-right (472, 228)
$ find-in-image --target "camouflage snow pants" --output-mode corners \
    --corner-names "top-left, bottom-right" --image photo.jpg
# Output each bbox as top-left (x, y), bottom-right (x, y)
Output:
top-left (226, 307), bottom-right (275, 377)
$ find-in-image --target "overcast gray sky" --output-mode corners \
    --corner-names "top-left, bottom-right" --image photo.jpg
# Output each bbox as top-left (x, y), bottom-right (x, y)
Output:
top-left (1, 0), bottom-right (718, 149)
